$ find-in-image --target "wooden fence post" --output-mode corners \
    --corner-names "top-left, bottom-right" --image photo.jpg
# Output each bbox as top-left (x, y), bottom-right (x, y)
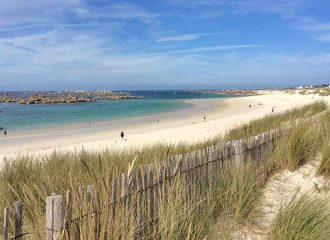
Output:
top-left (14, 201), bottom-right (22, 240)
top-left (3, 207), bottom-right (9, 240)
top-left (196, 150), bottom-right (202, 185)
top-left (143, 165), bottom-right (149, 219)
top-left (64, 190), bottom-right (72, 238)
top-left (185, 154), bottom-right (190, 189)
top-left (201, 148), bottom-right (208, 187)
top-left (46, 195), bottom-right (64, 240)
top-left (135, 168), bottom-right (143, 240)
top-left (234, 140), bottom-right (243, 165)
top-left (148, 165), bottom-right (155, 224)
top-left (86, 185), bottom-right (94, 206)
top-left (110, 176), bottom-right (118, 227)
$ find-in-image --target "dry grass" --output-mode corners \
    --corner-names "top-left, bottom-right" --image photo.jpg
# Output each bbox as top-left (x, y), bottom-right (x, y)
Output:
top-left (225, 101), bottom-right (327, 140)
top-left (269, 194), bottom-right (330, 240)
top-left (318, 143), bottom-right (330, 176)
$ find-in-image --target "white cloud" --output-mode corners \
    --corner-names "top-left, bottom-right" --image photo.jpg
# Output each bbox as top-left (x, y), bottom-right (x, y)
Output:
top-left (314, 34), bottom-right (330, 42)
top-left (161, 44), bottom-right (264, 54)
top-left (0, 0), bottom-right (81, 27)
top-left (156, 34), bottom-right (199, 42)
top-left (295, 18), bottom-right (330, 32)
top-left (168, 0), bottom-right (308, 17)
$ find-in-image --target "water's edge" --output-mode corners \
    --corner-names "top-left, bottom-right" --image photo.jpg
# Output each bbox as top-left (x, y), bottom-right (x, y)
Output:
top-left (0, 91), bottom-right (232, 132)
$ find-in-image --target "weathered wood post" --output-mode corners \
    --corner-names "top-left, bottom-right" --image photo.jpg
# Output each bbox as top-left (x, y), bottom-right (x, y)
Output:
top-left (234, 140), bottom-right (244, 165)
top-left (64, 190), bottom-right (73, 238)
top-left (110, 176), bottom-right (118, 227)
top-left (3, 207), bottom-right (9, 240)
top-left (135, 168), bottom-right (143, 240)
top-left (46, 195), bottom-right (64, 240)
top-left (148, 165), bottom-right (155, 225)
top-left (14, 201), bottom-right (22, 240)
top-left (86, 185), bottom-right (94, 207)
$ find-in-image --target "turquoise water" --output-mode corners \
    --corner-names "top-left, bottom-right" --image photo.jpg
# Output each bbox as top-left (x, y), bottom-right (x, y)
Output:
top-left (0, 91), bottom-right (231, 132)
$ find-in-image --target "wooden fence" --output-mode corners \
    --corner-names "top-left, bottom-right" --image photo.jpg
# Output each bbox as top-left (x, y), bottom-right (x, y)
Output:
top-left (2, 125), bottom-right (287, 240)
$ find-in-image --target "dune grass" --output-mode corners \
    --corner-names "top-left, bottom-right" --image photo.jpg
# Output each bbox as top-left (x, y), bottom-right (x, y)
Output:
top-left (0, 101), bottom-right (328, 239)
top-left (269, 194), bottom-right (330, 240)
top-left (267, 123), bottom-right (319, 171)
top-left (224, 101), bottom-right (327, 141)
top-left (261, 108), bottom-right (330, 173)
top-left (318, 143), bottom-right (330, 176)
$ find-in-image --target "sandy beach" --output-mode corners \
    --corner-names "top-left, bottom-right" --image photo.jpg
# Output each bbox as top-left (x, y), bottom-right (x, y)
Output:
top-left (1, 90), bottom-right (329, 161)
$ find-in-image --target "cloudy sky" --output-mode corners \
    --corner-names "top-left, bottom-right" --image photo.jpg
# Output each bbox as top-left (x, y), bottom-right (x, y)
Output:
top-left (0, 0), bottom-right (330, 90)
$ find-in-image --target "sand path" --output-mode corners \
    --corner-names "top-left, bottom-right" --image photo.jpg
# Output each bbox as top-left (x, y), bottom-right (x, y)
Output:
top-left (229, 156), bottom-right (328, 240)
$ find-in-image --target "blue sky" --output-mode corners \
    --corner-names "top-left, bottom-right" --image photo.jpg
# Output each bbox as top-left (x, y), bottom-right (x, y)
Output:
top-left (0, 0), bottom-right (330, 90)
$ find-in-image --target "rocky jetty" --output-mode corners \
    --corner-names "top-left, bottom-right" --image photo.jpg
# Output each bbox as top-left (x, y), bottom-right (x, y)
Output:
top-left (0, 91), bottom-right (144, 104)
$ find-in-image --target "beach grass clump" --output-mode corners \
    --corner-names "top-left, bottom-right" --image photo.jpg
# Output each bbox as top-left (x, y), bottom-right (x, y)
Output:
top-left (268, 121), bottom-right (324, 172)
top-left (224, 101), bottom-right (327, 141)
top-left (214, 159), bottom-right (266, 224)
top-left (153, 159), bottom-right (267, 240)
top-left (267, 110), bottom-right (330, 172)
top-left (269, 194), bottom-right (330, 240)
top-left (298, 89), bottom-right (307, 95)
top-left (153, 184), bottom-right (212, 240)
top-left (319, 88), bottom-right (330, 96)
top-left (318, 143), bottom-right (330, 176)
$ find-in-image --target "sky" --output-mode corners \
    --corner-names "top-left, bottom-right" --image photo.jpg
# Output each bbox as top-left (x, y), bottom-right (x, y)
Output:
top-left (0, 0), bottom-right (330, 90)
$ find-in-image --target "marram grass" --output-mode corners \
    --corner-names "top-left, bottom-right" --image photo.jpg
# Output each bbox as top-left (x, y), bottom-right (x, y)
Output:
top-left (318, 143), bottom-right (330, 176)
top-left (269, 194), bottom-right (330, 240)
top-left (225, 100), bottom-right (327, 141)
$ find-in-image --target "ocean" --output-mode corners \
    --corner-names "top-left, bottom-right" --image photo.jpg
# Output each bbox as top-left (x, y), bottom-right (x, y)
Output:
top-left (0, 90), bottom-right (232, 132)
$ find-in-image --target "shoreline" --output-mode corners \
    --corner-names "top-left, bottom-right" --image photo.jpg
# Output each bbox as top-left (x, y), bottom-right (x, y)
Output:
top-left (1, 91), bottom-right (329, 161)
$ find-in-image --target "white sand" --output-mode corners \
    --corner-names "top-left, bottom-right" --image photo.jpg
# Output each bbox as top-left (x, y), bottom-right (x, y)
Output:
top-left (0, 90), bottom-right (329, 161)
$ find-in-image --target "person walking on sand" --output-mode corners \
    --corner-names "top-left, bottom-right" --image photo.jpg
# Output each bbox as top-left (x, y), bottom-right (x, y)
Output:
top-left (121, 131), bottom-right (124, 140)
top-left (4, 130), bottom-right (7, 136)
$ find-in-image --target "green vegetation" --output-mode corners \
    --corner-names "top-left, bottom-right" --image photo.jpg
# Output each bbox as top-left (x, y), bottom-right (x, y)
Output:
top-left (225, 101), bottom-right (327, 140)
top-left (154, 160), bottom-right (266, 240)
top-left (319, 88), bottom-right (330, 96)
top-left (268, 123), bottom-right (319, 171)
top-left (295, 88), bottom-right (330, 96)
top-left (0, 101), bottom-right (328, 239)
top-left (318, 143), bottom-right (330, 176)
top-left (269, 194), bottom-right (330, 240)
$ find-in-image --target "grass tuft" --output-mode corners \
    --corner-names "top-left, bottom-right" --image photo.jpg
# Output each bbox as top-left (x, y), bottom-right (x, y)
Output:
top-left (269, 194), bottom-right (330, 240)
top-left (318, 143), bottom-right (330, 176)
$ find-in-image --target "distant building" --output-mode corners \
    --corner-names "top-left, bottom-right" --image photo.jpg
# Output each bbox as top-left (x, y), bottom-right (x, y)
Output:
top-left (297, 85), bottom-right (303, 89)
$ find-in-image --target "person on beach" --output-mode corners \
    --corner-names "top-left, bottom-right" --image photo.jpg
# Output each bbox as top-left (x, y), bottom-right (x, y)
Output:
top-left (204, 116), bottom-right (206, 121)
top-left (272, 107), bottom-right (274, 113)
top-left (4, 131), bottom-right (7, 136)
top-left (121, 131), bottom-right (124, 139)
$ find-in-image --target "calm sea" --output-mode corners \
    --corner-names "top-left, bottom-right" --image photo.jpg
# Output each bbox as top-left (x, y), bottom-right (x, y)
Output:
top-left (0, 91), bottom-right (231, 132)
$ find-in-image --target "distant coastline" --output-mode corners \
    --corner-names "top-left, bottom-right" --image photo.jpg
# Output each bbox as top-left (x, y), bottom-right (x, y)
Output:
top-left (0, 90), bottom-right (144, 104)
